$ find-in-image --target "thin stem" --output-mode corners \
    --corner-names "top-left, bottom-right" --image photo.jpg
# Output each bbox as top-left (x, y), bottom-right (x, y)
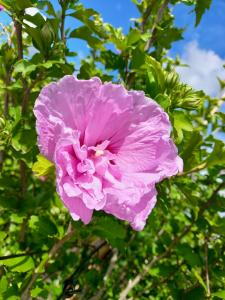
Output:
top-left (61, 240), bottom-right (107, 299)
top-left (177, 162), bottom-right (207, 177)
top-left (119, 182), bottom-right (225, 300)
top-left (141, 0), bottom-right (157, 32)
top-left (205, 237), bottom-right (210, 298)
top-left (145, 0), bottom-right (169, 51)
top-left (21, 226), bottom-right (75, 300)
top-left (14, 18), bottom-right (23, 60)
top-left (13, 16), bottom-right (29, 197)
top-left (59, 0), bottom-right (68, 42)
top-left (0, 251), bottom-right (46, 261)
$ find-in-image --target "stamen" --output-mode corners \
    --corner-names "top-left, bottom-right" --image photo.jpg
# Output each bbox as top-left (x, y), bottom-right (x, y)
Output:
top-left (95, 149), bottom-right (104, 157)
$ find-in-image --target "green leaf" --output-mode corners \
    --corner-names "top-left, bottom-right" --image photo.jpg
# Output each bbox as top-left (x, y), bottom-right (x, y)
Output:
top-left (192, 268), bottom-right (207, 292)
top-left (173, 110), bottom-right (193, 143)
top-left (206, 140), bottom-right (225, 167)
top-left (127, 29), bottom-right (141, 46)
top-left (0, 256), bottom-right (35, 272)
top-left (70, 26), bottom-right (103, 49)
top-left (177, 244), bottom-right (201, 267)
top-left (92, 216), bottom-right (126, 247)
top-left (195, 0), bottom-right (212, 26)
top-left (29, 215), bottom-right (58, 237)
top-left (155, 94), bottom-right (171, 110)
top-left (13, 60), bottom-right (37, 77)
top-left (0, 276), bottom-right (8, 294)
top-left (213, 290), bottom-right (225, 299)
top-left (11, 126), bottom-right (36, 154)
top-left (32, 154), bottom-right (54, 177)
top-left (146, 56), bottom-right (165, 90)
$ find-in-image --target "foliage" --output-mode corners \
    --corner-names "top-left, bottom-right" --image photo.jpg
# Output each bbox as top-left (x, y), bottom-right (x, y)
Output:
top-left (0, 0), bottom-right (224, 299)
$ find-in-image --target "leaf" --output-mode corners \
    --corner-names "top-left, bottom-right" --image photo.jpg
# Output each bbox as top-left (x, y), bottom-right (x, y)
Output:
top-left (29, 215), bottom-right (58, 237)
top-left (32, 154), bottom-right (54, 177)
top-left (181, 131), bottom-right (203, 171)
top-left (14, 0), bottom-right (33, 10)
top-left (146, 56), bottom-right (165, 90)
top-left (155, 94), bottom-right (171, 110)
top-left (0, 276), bottom-right (8, 294)
top-left (13, 60), bottom-right (37, 77)
top-left (92, 216), bottom-right (126, 247)
top-left (0, 256), bottom-right (34, 272)
top-left (177, 244), bottom-right (201, 267)
top-left (192, 268), bottom-right (207, 292)
top-left (173, 110), bottom-right (193, 143)
top-left (11, 125), bottom-right (36, 154)
top-left (127, 29), bottom-right (141, 46)
top-left (195, 0), bottom-right (212, 26)
top-left (213, 290), bottom-right (225, 299)
top-left (206, 140), bottom-right (225, 167)
top-left (70, 26), bottom-right (103, 49)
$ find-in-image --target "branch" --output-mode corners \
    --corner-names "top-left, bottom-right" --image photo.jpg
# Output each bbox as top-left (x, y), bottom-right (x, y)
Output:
top-left (141, 0), bottom-right (157, 32)
top-left (14, 18), bottom-right (23, 60)
top-left (90, 249), bottom-right (118, 300)
top-left (145, 0), bottom-right (169, 51)
top-left (21, 225), bottom-right (75, 300)
top-left (0, 251), bottom-right (46, 261)
top-left (60, 240), bottom-right (108, 299)
top-left (205, 237), bottom-right (210, 298)
top-left (119, 182), bottom-right (225, 300)
top-left (177, 162), bottom-right (207, 177)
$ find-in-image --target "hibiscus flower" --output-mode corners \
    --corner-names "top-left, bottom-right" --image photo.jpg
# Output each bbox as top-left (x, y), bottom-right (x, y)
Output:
top-left (34, 76), bottom-right (182, 230)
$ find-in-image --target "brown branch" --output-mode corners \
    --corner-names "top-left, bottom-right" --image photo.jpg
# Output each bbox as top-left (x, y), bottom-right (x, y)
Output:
top-left (90, 249), bottom-right (118, 300)
top-left (119, 182), bottom-right (225, 300)
top-left (145, 0), bottom-right (170, 51)
top-left (141, 0), bottom-right (157, 32)
top-left (14, 18), bottom-right (23, 60)
top-left (0, 251), bottom-right (46, 261)
top-left (205, 237), bottom-right (210, 298)
top-left (21, 225), bottom-right (75, 300)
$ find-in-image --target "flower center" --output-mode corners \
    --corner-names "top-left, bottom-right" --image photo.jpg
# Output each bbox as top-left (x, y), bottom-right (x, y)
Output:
top-left (95, 149), bottom-right (104, 157)
top-left (77, 159), bottom-right (95, 175)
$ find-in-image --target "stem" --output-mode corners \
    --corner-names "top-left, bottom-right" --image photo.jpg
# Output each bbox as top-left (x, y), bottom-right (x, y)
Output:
top-left (60, 8), bottom-right (66, 41)
top-left (141, 0), bottom-right (157, 32)
top-left (61, 240), bottom-right (107, 299)
top-left (21, 226), bottom-right (75, 300)
top-left (145, 0), bottom-right (169, 51)
top-left (205, 237), bottom-right (210, 298)
top-left (177, 162), bottom-right (207, 177)
top-left (0, 251), bottom-right (46, 261)
top-left (59, 0), bottom-right (68, 42)
top-left (119, 182), bottom-right (225, 300)
top-left (13, 16), bottom-right (29, 197)
top-left (14, 18), bottom-right (23, 60)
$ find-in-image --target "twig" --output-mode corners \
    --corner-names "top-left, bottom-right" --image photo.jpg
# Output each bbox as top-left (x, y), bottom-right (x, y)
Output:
top-left (141, 0), bottom-right (157, 32)
top-left (177, 162), bottom-right (207, 177)
top-left (90, 249), bottom-right (118, 300)
top-left (145, 0), bottom-right (169, 51)
top-left (119, 182), bottom-right (225, 300)
top-left (205, 237), bottom-right (210, 298)
top-left (60, 240), bottom-right (107, 299)
top-left (21, 225), bottom-right (75, 300)
top-left (14, 18), bottom-right (23, 60)
top-left (0, 251), bottom-right (46, 261)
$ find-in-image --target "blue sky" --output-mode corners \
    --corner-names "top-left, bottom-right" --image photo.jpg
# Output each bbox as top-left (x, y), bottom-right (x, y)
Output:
top-left (1, 0), bottom-right (225, 96)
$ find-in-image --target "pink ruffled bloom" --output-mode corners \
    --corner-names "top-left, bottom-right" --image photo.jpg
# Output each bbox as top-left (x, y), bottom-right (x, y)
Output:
top-left (0, 5), bottom-right (4, 11)
top-left (34, 76), bottom-right (183, 230)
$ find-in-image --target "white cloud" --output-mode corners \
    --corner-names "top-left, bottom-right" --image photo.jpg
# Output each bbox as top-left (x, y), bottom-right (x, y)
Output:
top-left (176, 41), bottom-right (225, 97)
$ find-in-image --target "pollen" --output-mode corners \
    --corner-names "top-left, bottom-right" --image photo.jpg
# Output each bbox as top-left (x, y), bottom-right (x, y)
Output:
top-left (95, 149), bottom-right (104, 157)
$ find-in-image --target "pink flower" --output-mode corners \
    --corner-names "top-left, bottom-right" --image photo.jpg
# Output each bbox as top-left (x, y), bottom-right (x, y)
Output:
top-left (0, 5), bottom-right (4, 11)
top-left (34, 76), bottom-right (182, 230)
